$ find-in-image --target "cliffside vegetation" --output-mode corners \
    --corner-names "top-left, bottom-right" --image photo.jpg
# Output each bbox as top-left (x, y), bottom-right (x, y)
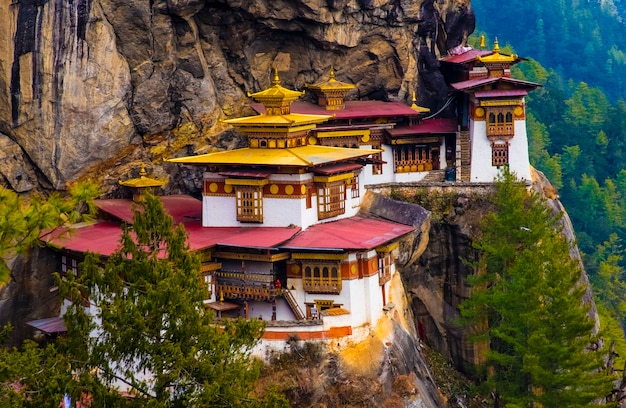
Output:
top-left (467, 17), bottom-right (626, 370)
top-left (461, 171), bottom-right (612, 407)
top-left (0, 193), bottom-right (270, 407)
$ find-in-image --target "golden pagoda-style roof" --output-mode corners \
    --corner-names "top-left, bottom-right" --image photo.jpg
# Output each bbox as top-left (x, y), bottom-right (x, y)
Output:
top-left (168, 145), bottom-right (380, 167)
top-left (477, 38), bottom-right (518, 64)
top-left (223, 112), bottom-right (332, 131)
top-left (247, 69), bottom-right (304, 112)
top-left (119, 166), bottom-right (167, 188)
top-left (306, 67), bottom-right (357, 92)
top-left (306, 67), bottom-right (357, 111)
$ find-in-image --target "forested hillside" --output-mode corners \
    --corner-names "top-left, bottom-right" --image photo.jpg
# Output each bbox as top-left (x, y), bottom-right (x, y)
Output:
top-left (470, 0), bottom-right (626, 361)
top-left (472, 0), bottom-right (626, 101)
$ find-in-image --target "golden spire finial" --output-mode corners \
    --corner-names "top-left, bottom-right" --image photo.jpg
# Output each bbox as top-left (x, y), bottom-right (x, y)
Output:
top-left (139, 165), bottom-right (147, 177)
top-left (412, 91), bottom-right (417, 103)
top-left (493, 37), bottom-right (500, 53)
top-left (479, 34), bottom-right (485, 48)
top-left (329, 66), bottom-right (336, 81)
top-left (271, 68), bottom-right (281, 86)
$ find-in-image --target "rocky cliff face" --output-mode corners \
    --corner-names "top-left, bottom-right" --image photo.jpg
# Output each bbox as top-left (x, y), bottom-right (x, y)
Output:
top-left (0, 0), bottom-right (474, 193)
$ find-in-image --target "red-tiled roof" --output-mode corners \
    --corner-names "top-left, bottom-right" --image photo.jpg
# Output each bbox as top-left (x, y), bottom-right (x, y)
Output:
top-left (251, 100), bottom-right (420, 120)
top-left (45, 221), bottom-right (302, 256)
top-left (451, 76), bottom-right (540, 92)
top-left (387, 118), bottom-right (458, 136)
top-left (282, 216), bottom-right (414, 251)
top-left (440, 49), bottom-right (491, 64)
top-left (183, 222), bottom-right (301, 250)
top-left (44, 222), bottom-right (124, 255)
top-left (27, 316), bottom-right (67, 334)
top-left (96, 195), bottom-right (202, 224)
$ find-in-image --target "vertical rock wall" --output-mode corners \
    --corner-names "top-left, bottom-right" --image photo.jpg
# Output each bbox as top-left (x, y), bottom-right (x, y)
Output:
top-left (0, 0), bottom-right (475, 193)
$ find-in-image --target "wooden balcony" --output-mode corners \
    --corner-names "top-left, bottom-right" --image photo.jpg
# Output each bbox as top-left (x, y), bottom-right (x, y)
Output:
top-left (303, 277), bottom-right (342, 294)
top-left (217, 283), bottom-right (279, 301)
top-left (215, 270), bottom-right (278, 301)
top-left (486, 124), bottom-right (514, 138)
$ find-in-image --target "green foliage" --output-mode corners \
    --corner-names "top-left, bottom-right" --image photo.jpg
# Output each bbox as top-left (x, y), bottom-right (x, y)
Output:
top-left (461, 170), bottom-right (613, 407)
top-left (57, 192), bottom-right (266, 407)
top-left (0, 183), bottom-right (98, 285)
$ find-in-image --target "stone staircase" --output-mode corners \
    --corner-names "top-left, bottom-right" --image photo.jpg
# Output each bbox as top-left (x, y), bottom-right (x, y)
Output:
top-left (420, 169), bottom-right (446, 182)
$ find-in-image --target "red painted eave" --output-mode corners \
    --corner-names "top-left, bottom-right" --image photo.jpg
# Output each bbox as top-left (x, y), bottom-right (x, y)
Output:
top-left (387, 118), bottom-right (458, 136)
top-left (183, 222), bottom-right (301, 250)
top-left (452, 76), bottom-right (541, 92)
top-left (440, 49), bottom-right (491, 64)
top-left (96, 195), bottom-right (202, 224)
top-left (474, 89), bottom-right (528, 98)
top-left (45, 221), bottom-right (302, 256)
top-left (251, 101), bottom-right (421, 120)
top-left (282, 216), bottom-right (414, 251)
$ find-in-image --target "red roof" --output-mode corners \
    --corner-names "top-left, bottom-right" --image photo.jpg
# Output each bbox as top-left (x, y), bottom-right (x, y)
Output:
top-left (251, 100), bottom-right (420, 120)
top-left (387, 118), bottom-right (458, 137)
top-left (440, 49), bottom-right (491, 64)
top-left (27, 316), bottom-right (67, 334)
top-left (282, 216), bottom-right (414, 251)
top-left (96, 195), bottom-right (202, 224)
top-left (183, 222), bottom-right (301, 250)
top-left (45, 221), bottom-right (301, 256)
top-left (44, 222), bottom-right (124, 255)
top-left (451, 76), bottom-right (541, 92)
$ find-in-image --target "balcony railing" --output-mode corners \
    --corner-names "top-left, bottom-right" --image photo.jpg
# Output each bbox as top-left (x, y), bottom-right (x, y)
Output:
top-left (215, 270), bottom-right (278, 301)
top-left (487, 124), bottom-right (514, 137)
top-left (303, 277), bottom-right (342, 294)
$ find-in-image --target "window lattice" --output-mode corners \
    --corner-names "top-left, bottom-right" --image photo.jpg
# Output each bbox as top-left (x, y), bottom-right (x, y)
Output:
top-left (317, 181), bottom-right (346, 220)
top-left (303, 262), bottom-right (342, 294)
top-left (492, 142), bottom-right (509, 166)
top-left (236, 186), bottom-right (263, 223)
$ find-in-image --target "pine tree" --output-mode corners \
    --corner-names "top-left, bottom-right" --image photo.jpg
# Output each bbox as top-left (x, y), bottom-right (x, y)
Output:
top-left (461, 170), bottom-right (613, 407)
top-left (59, 192), bottom-right (266, 407)
top-left (0, 183), bottom-right (97, 284)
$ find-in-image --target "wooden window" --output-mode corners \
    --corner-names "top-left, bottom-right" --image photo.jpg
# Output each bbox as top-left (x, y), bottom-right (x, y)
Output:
top-left (317, 181), bottom-right (346, 220)
top-left (492, 142), bottom-right (509, 166)
top-left (378, 252), bottom-right (393, 286)
top-left (61, 255), bottom-right (78, 276)
top-left (393, 144), bottom-right (437, 173)
top-left (486, 107), bottom-right (514, 137)
top-left (235, 186), bottom-right (263, 223)
top-left (302, 262), bottom-right (342, 294)
top-left (350, 176), bottom-right (360, 199)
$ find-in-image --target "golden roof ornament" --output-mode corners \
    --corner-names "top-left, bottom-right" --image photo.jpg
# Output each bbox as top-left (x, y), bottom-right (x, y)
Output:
top-left (476, 37), bottom-right (518, 68)
top-left (479, 34), bottom-right (486, 48)
top-left (410, 91), bottom-right (430, 113)
top-left (247, 68), bottom-right (304, 115)
top-left (306, 67), bottom-right (357, 110)
top-left (119, 165), bottom-right (167, 189)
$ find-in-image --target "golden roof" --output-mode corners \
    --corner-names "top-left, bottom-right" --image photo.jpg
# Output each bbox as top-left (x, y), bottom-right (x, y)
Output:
top-left (168, 145), bottom-right (380, 167)
top-left (306, 67), bottom-right (357, 92)
top-left (224, 112), bottom-right (332, 129)
top-left (477, 38), bottom-right (518, 64)
top-left (247, 69), bottom-right (304, 105)
top-left (119, 166), bottom-right (167, 188)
